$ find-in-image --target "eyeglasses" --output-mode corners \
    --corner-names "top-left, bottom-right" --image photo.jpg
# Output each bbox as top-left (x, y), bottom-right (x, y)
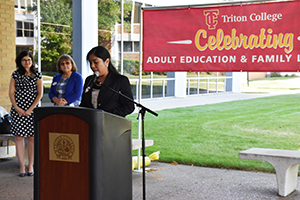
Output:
top-left (21, 59), bottom-right (32, 62)
top-left (60, 61), bottom-right (71, 66)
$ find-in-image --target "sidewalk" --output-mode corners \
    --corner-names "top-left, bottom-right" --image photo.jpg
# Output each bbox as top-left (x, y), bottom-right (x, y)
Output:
top-left (41, 90), bottom-right (300, 112)
top-left (1, 91), bottom-right (300, 200)
top-left (132, 92), bottom-right (289, 113)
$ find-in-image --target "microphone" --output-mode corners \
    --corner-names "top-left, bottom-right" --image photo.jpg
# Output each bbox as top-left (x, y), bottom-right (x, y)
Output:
top-left (99, 81), bottom-right (158, 117)
top-left (85, 71), bottom-right (99, 92)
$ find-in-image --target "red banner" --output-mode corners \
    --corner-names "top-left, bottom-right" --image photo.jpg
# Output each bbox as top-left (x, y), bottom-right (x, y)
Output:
top-left (143, 1), bottom-right (300, 72)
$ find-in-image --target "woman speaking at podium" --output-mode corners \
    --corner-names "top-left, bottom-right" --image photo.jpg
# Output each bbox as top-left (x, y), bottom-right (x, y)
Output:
top-left (80, 46), bottom-right (134, 117)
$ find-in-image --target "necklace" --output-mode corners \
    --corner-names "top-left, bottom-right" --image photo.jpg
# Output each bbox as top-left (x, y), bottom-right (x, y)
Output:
top-left (95, 80), bottom-right (102, 85)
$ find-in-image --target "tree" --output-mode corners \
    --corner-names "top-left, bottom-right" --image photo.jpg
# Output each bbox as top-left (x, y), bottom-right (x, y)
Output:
top-left (98, 0), bottom-right (132, 46)
top-left (28, 0), bottom-right (72, 72)
top-left (28, 0), bottom-right (132, 71)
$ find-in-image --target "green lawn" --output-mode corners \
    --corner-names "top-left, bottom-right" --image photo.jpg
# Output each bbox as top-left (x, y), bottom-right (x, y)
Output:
top-left (127, 93), bottom-right (300, 173)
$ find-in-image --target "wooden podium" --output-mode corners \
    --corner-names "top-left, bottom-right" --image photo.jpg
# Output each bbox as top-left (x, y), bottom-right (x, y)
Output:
top-left (34, 106), bottom-right (132, 200)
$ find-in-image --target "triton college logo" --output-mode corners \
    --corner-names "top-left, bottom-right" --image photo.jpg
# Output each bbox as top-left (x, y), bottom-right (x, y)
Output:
top-left (53, 135), bottom-right (75, 160)
top-left (203, 9), bottom-right (219, 30)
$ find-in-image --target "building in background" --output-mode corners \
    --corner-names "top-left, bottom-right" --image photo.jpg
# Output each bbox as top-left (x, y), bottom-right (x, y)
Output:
top-left (111, 1), bottom-right (150, 64)
top-left (14, 0), bottom-right (36, 56)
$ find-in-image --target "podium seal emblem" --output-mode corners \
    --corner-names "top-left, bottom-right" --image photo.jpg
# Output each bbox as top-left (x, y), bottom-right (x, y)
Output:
top-left (53, 135), bottom-right (75, 160)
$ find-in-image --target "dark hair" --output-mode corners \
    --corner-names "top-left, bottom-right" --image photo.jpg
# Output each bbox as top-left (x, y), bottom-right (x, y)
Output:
top-left (56, 54), bottom-right (77, 73)
top-left (15, 51), bottom-right (36, 75)
top-left (86, 46), bottom-right (119, 74)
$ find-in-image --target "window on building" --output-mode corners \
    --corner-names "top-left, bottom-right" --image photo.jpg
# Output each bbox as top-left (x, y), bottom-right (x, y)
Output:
top-left (16, 21), bottom-right (23, 37)
top-left (15, 0), bottom-right (27, 9)
top-left (20, 0), bottom-right (27, 9)
top-left (119, 41), bottom-right (140, 53)
top-left (123, 42), bottom-right (132, 52)
top-left (133, 42), bottom-right (139, 52)
top-left (16, 20), bottom-right (34, 37)
top-left (24, 22), bottom-right (34, 37)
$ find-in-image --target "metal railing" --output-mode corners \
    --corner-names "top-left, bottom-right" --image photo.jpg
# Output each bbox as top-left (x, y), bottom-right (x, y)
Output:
top-left (129, 77), bottom-right (176, 100)
top-left (43, 74), bottom-right (232, 101)
top-left (186, 76), bottom-right (232, 95)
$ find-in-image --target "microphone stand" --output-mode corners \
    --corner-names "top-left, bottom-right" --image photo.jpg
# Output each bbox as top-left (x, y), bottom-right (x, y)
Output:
top-left (100, 83), bottom-right (158, 200)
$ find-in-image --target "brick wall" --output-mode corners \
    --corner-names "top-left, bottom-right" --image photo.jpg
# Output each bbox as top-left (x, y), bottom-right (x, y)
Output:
top-left (116, 24), bottom-right (140, 34)
top-left (0, 0), bottom-right (15, 111)
top-left (124, 53), bottom-right (139, 60)
top-left (249, 72), bottom-right (267, 80)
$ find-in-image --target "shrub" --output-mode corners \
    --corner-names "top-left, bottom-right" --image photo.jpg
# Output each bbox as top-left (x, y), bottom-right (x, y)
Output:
top-left (270, 72), bottom-right (281, 77)
top-left (117, 59), bottom-right (167, 76)
top-left (123, 59), bottom-right (136, 74)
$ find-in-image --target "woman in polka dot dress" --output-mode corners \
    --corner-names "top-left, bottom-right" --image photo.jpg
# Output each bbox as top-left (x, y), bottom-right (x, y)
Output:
top-left (8, 51), bottom-right (43, 177)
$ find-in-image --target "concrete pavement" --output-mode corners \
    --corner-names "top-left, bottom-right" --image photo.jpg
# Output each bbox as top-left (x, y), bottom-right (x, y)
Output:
top-left (132, 92), bottom-right (288, 113)
top-left (133, 161), bottom-right (300, 200)
top-left (1, 91), bottom-right (300, 199)
top-left (1, 157), bottom-right (300, 200)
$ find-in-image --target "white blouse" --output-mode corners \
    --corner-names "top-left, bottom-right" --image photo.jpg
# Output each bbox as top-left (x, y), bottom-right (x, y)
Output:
top-left (91, 88), bottom-right (100, 109)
